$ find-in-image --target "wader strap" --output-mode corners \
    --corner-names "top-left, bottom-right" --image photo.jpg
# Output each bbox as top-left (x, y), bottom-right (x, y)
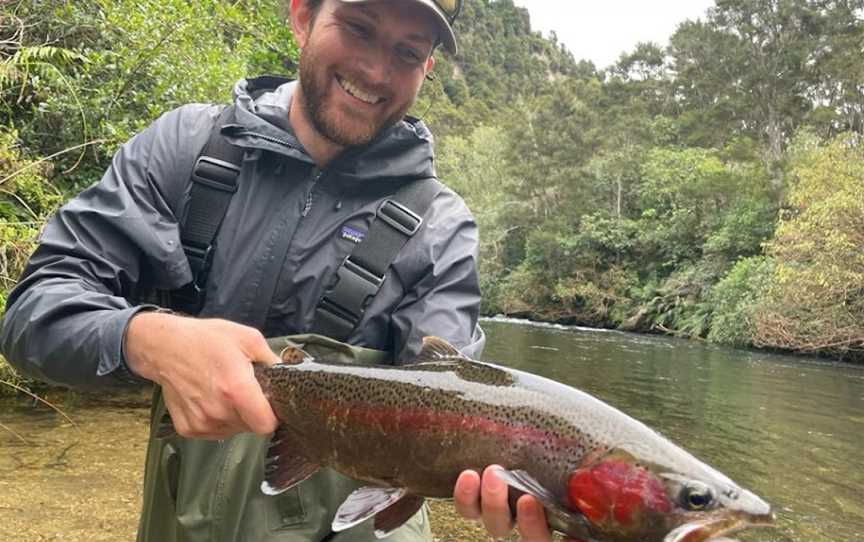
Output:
top-left (311, 177), bottom-right (443, 341)
top-left (171, 105), bottom-right (242, 314)
top-left (169, 77), bottom-right (294, 314)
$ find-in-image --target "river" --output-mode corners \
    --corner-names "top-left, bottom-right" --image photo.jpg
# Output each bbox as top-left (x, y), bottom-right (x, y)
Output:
top-left (1, 318), bottom-right (863, 541)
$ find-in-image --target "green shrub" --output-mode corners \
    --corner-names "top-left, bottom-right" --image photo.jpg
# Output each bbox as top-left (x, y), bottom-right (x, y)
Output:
top-left (707, 256), bottom-right (774, 346)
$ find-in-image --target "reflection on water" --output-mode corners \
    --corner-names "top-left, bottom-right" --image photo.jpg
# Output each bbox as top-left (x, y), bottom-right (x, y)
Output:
top-left (481, 317), bottom-right (864, 542)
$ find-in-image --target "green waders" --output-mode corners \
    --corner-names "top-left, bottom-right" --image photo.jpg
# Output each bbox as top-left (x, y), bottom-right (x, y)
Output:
top-left (137, 334), bottom-right (432, 542)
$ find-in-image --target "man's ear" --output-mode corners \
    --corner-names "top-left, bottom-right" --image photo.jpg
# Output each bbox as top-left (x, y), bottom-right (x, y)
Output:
top-left (425, 56), bottom-right (435, 74)
top-left (290, 0), bottom-right (313, 48)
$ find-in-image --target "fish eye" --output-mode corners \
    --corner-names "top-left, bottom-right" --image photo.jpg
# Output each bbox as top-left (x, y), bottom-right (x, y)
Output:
top-left (681, 481), bottom-right (714, 511)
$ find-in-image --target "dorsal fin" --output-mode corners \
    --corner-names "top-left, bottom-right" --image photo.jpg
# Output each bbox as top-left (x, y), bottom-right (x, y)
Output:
top-left (412, 337), bottom-right (516, 386)
top-left (413, 336), bottom-right (470, 364)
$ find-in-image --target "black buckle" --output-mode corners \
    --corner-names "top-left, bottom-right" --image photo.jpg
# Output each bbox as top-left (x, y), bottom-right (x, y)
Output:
top-left (378, 200), bottom-right (422, 236)
top-left (171, 243), bottom-right (214, 314)
top-left (318, 257), bottom-right (385, 327)
top-left (192, 156), bottom-right (240, 192)
top-left (184, 242), bottom-right (215, 287)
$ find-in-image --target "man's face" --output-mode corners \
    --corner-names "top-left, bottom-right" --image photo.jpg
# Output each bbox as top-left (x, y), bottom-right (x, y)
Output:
top-left (293, 0), bottom-right (437, 147)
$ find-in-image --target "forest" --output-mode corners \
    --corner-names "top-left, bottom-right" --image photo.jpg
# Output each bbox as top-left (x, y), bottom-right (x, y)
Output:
top-left (1, 0), bottom-right (863, 382)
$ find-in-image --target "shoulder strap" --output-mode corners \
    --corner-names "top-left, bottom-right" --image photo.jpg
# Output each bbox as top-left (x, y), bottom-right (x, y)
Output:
top-left (171, 105), bottom-right (243, 314)
top-left (171, 77), bottom-right (294, 313)
top-left (311, 177), bottom-right (444, 341)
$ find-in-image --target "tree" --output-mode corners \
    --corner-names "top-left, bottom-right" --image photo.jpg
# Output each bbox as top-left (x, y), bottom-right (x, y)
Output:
top-left (668, 0), bottom-right (855, 180)
top-left (807, 0), bottom-right (864, 134)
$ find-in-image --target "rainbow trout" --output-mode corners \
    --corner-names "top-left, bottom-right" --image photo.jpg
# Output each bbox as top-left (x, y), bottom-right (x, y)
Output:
top-left (254, 337), bottom-right (773, 542)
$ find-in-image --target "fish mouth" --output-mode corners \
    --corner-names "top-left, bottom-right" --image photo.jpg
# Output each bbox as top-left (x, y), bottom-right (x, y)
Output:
top-left (663, 511), bottom-right (775, 542)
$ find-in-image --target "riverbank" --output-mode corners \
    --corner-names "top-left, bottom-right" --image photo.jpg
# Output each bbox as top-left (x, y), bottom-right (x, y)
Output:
top-left (481, 313), bottom-right (863, 365)
top-left (0, 389), bottom-right (521, 541)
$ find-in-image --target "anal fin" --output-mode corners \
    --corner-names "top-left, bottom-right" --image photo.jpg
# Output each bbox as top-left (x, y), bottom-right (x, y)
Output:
top-left (332, 487), bottom-right (406, 533)
top-left (261, 426), bottom-right (320, 495)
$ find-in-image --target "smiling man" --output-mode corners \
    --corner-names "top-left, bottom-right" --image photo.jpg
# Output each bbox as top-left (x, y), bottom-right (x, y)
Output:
top-left (291, 0), bottom-right (443, 156)
top-left (0, 0), bottom-right (553, 541)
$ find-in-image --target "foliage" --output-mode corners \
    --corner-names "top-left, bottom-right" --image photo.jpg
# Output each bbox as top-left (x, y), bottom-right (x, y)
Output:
top-left (436, 125), bottom-right (520, 313)
top-left (0, 128), bottom-right (60, 389)
top-left (707, 256), bottom-right (774, 347)
top-left (495, 218), bottom-right (639, 327)
top-left (0, 129), bottom-right (60, 312)
top-left (1, 0), bottom-right (863, 363)
top-left (3, 0), bottom-right (298, 188)
top-left (754, 133), bottom-right (864, 361)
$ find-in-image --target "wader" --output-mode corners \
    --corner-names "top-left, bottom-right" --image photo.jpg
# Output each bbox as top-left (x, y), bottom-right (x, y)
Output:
top-left (137, 334), bottom-right (432, 542)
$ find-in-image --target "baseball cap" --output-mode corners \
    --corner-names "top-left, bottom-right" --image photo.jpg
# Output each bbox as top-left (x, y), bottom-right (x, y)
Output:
top-left (339, 0), bottom-right (461, 54)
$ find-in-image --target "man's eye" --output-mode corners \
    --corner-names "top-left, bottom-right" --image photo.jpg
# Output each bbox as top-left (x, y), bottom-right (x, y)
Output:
top-left (345, 21), bottom-right (370, 38)
top-left (397, 47), bottom-right (422, 65)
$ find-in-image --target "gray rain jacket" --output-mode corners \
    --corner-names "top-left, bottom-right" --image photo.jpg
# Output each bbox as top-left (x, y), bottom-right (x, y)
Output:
top-left (1, 78), bottom-right (484, 387)
top-left (0, 78), bottom-right (485, 541)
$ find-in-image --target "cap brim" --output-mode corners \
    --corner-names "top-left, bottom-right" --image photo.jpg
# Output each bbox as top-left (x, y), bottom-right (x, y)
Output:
top-left (339, 0), bottom-right (457, 54)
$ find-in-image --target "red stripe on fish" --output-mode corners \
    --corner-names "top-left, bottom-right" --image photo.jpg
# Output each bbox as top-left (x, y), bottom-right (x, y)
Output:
top-left (318, 398), bottom-right (582, 449)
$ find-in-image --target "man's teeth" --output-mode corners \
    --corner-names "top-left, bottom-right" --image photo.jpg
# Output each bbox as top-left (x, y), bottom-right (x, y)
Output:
top-left (338, 76), bottom-right (381, 104)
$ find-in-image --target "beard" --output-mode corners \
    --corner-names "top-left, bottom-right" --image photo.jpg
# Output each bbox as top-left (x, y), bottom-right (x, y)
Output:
top-left (298, 44), bottom-right (410, 147)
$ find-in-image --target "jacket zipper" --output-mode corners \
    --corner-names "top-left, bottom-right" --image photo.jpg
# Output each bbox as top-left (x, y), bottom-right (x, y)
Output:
top-left (234, 129), bottom-right (299, 150)
top-left (302, 169), bottom-right (324, 217)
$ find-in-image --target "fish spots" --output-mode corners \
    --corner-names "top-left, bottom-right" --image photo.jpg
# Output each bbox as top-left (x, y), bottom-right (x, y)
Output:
top-left (263, 363), bottom-right (596, 479)
top-left (311, 397), bottom-right (579, 452)
top-left (568, 459), bottom-right (672, 535)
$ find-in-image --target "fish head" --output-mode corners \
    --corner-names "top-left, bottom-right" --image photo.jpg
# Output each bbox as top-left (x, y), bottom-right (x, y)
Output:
top-left (564, 449), bottom-right (773, 542)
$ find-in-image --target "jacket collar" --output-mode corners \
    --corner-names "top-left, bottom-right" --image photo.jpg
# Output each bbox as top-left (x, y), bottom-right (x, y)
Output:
top-left (225, 78), bottom-right (437, 185)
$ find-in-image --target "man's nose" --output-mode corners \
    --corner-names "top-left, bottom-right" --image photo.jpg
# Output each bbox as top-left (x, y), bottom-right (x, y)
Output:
top-left (356, 43), bottom-right (392, 86)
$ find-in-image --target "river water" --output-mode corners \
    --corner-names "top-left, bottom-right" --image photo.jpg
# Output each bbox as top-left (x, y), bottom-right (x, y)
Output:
top-left (481, 317), bottom-right (864, 542)
top-left (1, 318), bottom-right (863, 541)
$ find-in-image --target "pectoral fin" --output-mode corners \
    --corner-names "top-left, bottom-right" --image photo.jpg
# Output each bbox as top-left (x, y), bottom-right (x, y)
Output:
top-left (495, 468), bottom-right (598, 541)
top-left (261, 426), bottom-right (320, 495)
top-left (332, 487), bottom-right (406, 532)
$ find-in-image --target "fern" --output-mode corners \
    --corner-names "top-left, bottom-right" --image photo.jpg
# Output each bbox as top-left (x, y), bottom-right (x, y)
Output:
top-left (0, 45), bottom-right (88, 91)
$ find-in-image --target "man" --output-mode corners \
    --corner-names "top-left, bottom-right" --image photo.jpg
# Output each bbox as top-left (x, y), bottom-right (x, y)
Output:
top-left (1, 0), bottom-right (556, 540)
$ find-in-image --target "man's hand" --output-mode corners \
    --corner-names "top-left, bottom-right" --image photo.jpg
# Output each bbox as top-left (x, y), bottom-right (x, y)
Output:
top-left (125, 312), bottom-right (280, 440)
top-left (454, 465), bottom-right (555, 541)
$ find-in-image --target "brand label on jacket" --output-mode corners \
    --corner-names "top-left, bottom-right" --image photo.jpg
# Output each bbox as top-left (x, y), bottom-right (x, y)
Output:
top-left (340, 225), bottom-right (365, 244)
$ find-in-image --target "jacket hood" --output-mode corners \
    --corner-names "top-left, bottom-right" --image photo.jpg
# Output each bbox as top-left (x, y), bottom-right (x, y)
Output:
top-left (228, 77), bottom-right (437, 185)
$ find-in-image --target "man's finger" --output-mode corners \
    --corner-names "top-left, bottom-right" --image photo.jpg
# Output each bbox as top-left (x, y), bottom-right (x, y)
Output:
top-left (256, 346), bottom-right (282, 366)
top-left (453, 470), bottom-right (482, 520)
top-left (242, 327), bottom-right (281, 366)
top-left (516, 494), bottom-right (554, 542)
top-left (480, 465), bottom-right (514, 538)
top-left (232, 366), bottom-right (279, 435)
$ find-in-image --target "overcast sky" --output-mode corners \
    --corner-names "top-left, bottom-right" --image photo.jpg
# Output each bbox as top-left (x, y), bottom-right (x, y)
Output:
top-left (511, 0), bottom-right (716, 69)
